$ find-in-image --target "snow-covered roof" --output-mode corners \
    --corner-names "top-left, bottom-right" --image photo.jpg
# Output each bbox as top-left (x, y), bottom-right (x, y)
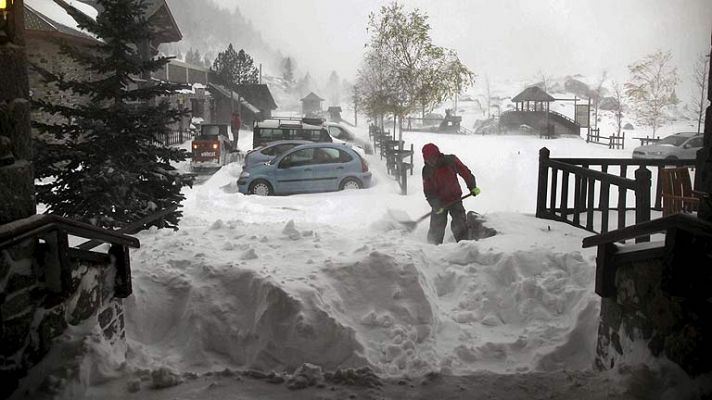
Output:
top-left (25, 0), bottom-right (99, 42)
top-left (208, 83), bottom-right (260, 115)
top-left (511, 86), bottom-right (556, 103)
top-left (300, 92), bottom-right (324, 102)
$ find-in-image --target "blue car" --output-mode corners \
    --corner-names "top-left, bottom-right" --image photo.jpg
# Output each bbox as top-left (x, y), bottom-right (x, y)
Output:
top-left (238, 143), bottom-right (372, 195)
top-left (243, 140), bottom-right (311, 168)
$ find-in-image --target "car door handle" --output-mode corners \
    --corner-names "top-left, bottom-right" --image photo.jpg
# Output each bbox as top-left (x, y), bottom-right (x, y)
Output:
top-left (337, 167), bottom-right (344, 170)
top-left (304, 168), bottom-right (312, 172)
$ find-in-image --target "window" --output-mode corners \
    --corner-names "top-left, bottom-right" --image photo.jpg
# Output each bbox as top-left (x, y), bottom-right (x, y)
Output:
top-left (280, 148), bottom-right (314, 168)
top-left (259, 128), bottom-right (285, 140)
top-left (328, 126), bottom-right (343, 139)
top-left (659, 135), bottom-right (688, 146)
top-left (202, 125), bottom-right (221, 136)
top-left (265, 143), bottom-right (300, 156)
top-left (312, 148), bottom-right (353, 164)
top-left (338, 149), bottom-right (353, 163)
top-left (686, 137), bottom-right (703, 148)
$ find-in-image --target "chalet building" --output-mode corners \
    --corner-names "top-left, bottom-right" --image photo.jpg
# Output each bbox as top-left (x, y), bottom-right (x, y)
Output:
top-left (207, 83), bottom-right (277, 128)
top-left (25, 0), bottom-right (182, 129)
top-left (24, 0), bottom-right (278, 138)
top-left (301, 92), bottom-right (324, 116)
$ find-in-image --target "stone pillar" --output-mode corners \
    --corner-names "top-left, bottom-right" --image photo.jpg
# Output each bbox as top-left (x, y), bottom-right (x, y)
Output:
top-left (0, 0), bottom-right (35, 225)
top-left (697, 33), bottom-right (712, 221)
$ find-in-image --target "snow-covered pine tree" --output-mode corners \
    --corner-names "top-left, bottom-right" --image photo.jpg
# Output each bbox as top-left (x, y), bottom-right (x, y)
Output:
top-left (32, 0), bottom-right (193, 230)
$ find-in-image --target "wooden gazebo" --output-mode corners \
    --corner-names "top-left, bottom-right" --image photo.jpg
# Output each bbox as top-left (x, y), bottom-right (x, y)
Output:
top-left (512, 86), bottom-right (555, 113)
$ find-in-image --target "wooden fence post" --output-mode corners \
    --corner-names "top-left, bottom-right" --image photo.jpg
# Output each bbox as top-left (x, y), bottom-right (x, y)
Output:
top-left (634, 166), bottom-right (652, 242)
top-left (536, 147), bottom-right (550, 218)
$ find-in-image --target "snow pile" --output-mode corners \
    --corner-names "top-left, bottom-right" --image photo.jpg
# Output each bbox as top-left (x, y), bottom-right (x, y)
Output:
top-left (124, 210), bottom-right (598, 377)
top-left (125, 250), bottom-right (366, 372)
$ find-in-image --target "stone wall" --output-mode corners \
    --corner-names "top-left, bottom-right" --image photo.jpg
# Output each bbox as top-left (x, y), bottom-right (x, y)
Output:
top-left (595, 250), bottom-right (712, 376)
top-left (26, 36), bottom-right (93, 131)
top-left (0, 240), bottom-right (127, 399)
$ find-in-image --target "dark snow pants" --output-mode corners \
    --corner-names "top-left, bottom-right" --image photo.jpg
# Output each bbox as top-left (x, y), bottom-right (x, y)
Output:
top-left (427, 201), bottom-right (467, 245)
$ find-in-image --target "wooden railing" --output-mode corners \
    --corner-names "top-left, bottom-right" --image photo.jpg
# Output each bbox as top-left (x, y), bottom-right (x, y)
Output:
top-left (536, 147), bottom-right (697, 239)
top-left (548, 110), bottom-right (577, 126)
top-left (586, 128), bottom-right (625, 149)
top-left (77, 205), bottom-right (179, 251)
top-left (369, 125), bottom-right (414, 195)
top-left (0, 214), bottom-right (140, 298)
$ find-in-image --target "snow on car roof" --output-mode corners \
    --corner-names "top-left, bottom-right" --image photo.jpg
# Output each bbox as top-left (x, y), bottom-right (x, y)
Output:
top-left (257, 120), bottom-right (323, 129)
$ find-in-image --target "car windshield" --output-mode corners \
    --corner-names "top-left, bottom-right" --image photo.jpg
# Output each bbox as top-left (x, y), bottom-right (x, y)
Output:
top-left (202, 125), bottom-right (221, 135)
top-left (658, 135), bottom-right (688, 146)
top-left (194, 134), bottom-right (219, 141)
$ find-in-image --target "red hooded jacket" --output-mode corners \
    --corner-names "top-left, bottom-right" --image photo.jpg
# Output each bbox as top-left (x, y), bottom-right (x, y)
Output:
top-left (422, 146), bottom-right (476, 208)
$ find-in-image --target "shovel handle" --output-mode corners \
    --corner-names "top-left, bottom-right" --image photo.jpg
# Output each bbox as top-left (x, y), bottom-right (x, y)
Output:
top-left (415, 193), bottom-right (473, 223)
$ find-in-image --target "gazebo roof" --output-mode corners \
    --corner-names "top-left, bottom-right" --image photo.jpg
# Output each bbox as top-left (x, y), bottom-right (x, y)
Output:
top-left (512, 86), bottom-right (555, 102)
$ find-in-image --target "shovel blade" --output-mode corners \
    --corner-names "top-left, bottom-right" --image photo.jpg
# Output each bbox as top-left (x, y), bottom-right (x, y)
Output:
top-left (387, 209), bottom-right (419, 232)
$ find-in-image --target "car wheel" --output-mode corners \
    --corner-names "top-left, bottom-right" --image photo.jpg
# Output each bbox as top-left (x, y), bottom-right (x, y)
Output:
top-left (249, 180), bottom-right (273, 196)
top-left (340, 177), bottom-right (362, 190)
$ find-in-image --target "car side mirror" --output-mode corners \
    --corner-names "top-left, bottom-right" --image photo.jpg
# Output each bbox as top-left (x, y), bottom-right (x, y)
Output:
top-left (683, 144), bottom-right (690, 149)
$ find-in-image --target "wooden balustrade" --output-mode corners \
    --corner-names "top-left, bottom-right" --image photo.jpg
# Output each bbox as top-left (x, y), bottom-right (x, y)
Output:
top-left (536, 147), bottom-right (696, 239)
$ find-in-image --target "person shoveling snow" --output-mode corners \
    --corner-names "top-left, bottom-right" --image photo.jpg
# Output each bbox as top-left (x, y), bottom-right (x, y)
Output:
top-left (390, 143), bottom-right (482, 244)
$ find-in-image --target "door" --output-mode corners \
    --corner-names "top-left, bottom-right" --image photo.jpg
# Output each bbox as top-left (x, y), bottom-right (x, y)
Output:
top-left (274, 148), bottom-right (318, 193)
top-left (310, 147), bottom-right (353, 191)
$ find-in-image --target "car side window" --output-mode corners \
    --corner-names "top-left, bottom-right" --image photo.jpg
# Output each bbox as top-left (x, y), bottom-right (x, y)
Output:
top-left (313, 148), bottom-right (342, 164)
top-left (280, 148), bottom-right (314, 168)
top-left (338, 149), bottom-right (353, 163)
top-left (686, 137), bottom-right (703, 148)
top-left (328, 126), bottom-right (344, 139)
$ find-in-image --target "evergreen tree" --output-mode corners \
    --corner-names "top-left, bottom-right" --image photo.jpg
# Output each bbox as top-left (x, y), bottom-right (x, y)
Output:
top-left (211, 44), bottom-right (259, 89)
top-left (296, 72), bottom-right (314, 96)
top-left (32, 0), bottom-right (193, 230)
top-left (185, 47), bottom-right (203, 66)
top-left (326, 70), bottom-right (340, 105)
top-left (282, 56), bottom-right (295, 85)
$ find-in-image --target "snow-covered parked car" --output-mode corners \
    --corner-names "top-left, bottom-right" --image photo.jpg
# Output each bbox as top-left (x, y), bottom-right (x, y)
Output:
top-left (632, 132), bottom-right (703, 160)
top-left (252, 118), bottom-right (332, 149)
top-left (238, 142), bottom-right (372, 196)
top-left (324, 122), bottom-right (374, 154)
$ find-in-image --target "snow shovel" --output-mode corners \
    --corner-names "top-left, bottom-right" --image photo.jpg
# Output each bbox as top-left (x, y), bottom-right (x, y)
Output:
top-left (389, 193), bottom-right (474, 232)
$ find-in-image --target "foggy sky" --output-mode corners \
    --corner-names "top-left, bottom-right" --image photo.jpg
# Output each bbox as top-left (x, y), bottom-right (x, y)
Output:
top-left (214, 0), bottom-right (711, 89)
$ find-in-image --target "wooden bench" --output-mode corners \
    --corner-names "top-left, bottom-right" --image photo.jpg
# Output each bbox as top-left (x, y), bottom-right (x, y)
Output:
top-left (660, 167), bottom-right (705, 216)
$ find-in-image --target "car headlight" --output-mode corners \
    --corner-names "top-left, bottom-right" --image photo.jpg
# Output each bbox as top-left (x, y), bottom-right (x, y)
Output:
top-left (650, 151), bottom-right (664, 155)
top-left (239, 171), bottom-right (250, 178)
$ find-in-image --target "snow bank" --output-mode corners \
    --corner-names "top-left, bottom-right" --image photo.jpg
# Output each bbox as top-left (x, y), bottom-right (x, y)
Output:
top-left (125, 212), bottom-right (598, 377)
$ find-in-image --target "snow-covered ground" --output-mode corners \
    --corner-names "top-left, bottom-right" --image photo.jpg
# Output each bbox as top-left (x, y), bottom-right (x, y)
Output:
top-left (27, 99), bottom-right (706, 399)
top-left (78, 122), bottom-right (670, 399)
